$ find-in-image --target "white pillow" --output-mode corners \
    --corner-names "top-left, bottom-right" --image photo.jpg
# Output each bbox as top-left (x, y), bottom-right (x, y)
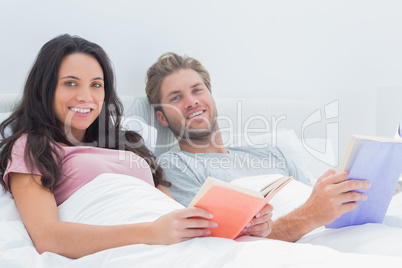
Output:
top-left (0, 112), bottom-right (21, 221)
top-left (121, 115), bottom-right (158, 153)
top-left (0, 112), bottom-right (12, 138)
top-left (221, 129), bottom-right (336, 185)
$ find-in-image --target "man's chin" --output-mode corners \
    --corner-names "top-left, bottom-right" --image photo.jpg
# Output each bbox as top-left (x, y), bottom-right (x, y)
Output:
top-left (185, 133), bottom-right (211, 141)
top-left (170, 127), bottom-right (210, 140)
top-left (168, 120), bottom-right (219, 141)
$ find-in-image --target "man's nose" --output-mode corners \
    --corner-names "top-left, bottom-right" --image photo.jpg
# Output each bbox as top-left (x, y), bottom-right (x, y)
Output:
top-left (184, 95), bottom-right (199, 109)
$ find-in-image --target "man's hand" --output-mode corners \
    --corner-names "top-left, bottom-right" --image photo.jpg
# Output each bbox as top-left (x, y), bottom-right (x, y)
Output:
top-left (268, 169), bottom-right (371, 242)
top-left (303, 169), bottom-right (370, 229)
top-left (240, 203), bottom-right (273, 238)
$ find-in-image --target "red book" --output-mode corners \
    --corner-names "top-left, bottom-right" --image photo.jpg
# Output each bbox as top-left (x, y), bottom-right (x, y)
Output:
top-left (188, 175), bottom-right (293, 239)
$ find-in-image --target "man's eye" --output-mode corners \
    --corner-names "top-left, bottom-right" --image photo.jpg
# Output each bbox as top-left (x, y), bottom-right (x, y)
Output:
top-left (171, 96), bottom-right (180, 101)
top-left (65, 81), bottom-right (77, 86)
top-left (194, 88), bottom-right (202, 93)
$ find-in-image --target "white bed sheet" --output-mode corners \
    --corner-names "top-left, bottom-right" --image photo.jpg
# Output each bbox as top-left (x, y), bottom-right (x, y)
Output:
top-left (298, 191), bottom-right (402, 257)
top-left (1, 173), bottom-right (402, 267)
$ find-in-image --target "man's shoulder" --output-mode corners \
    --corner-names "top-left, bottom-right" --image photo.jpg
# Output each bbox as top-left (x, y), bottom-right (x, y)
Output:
top-left (227, 146), bottom-right (283, 156)
top-left (156, 150), bottom-right (198, 170)
top-left (157, 150), bottom-right (191, 161)
top-left (157, 147), bottom-right (284, 160)
top-left (157, 150), bottom-right (208, 185)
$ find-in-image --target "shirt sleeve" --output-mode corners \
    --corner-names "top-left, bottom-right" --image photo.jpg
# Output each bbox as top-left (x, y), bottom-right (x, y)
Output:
top-left (274, 146), bottom-right (312, 186)
top-left (286, 157), bottom-right (312, 186)
top-left (3, 135), bottom-right (41, 190)
top-left (157, 152), bottom-right (204, 207)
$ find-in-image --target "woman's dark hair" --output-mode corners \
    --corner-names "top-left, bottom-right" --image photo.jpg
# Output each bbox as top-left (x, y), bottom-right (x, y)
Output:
top-left (0, 34), bottom-right (168, 191)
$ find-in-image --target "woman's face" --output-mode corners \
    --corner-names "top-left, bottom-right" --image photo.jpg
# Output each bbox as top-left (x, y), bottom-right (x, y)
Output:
top-left (53, 53), bottom-right (105, 143)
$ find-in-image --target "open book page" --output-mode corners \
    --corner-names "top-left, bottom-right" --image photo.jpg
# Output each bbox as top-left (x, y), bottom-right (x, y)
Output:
top-left (232, 174), bottom-right (312, 221)
top-left (231, 174), bottom-right (284, 191)
top-left (188, 177), bottom-right (262, 207)
top-left (260, 176), bottom-right (293, 198)
top-left (231, 174), bottom-right (293, 198)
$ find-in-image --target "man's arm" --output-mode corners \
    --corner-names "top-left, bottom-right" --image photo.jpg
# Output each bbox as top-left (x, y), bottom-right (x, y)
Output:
top-left (267, 169), bottom-right (371, 242)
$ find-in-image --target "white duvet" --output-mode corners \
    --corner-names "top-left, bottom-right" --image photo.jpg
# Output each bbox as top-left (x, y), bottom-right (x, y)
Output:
top-left (1, 173), bottom-right (402, 267)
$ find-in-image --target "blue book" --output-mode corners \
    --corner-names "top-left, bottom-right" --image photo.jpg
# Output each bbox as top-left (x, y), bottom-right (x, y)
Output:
top-left (326, 135), bottom-right (402, 228)
top-left (396, 121), bottom-right (402, 139)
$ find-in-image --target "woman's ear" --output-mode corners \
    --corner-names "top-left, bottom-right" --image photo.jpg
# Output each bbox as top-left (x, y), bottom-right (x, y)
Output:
top-left (156, 110), bottom-right (169, 127)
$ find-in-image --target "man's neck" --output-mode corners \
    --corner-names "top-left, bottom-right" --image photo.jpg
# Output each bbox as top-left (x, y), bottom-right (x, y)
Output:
top-left (177, 132), bottom-right (228, 154)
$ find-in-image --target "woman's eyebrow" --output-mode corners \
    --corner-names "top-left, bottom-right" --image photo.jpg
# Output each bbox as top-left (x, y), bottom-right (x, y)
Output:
top-left (59, 75), bottom-right (104, 81)
top-left (60, 75), bottom-right (80, 80)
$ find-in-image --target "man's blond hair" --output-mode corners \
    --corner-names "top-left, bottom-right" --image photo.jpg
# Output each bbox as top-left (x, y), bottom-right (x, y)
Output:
top-left (145, 52), bottom-right (211, 111)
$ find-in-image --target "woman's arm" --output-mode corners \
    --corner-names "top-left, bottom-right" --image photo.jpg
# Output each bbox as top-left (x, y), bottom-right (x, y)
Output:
top-left (157, 184), bottom-right (174, 199)
top-left (10, 172), bottom-right (217, 259)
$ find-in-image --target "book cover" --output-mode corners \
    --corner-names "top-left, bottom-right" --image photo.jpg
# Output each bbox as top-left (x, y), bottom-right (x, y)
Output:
top-left (189, 175), bottom-right (292, 239)
top-left (326, 139), bottom-right (402, 228)
top-left (338, 135), bottom-right (402, 172)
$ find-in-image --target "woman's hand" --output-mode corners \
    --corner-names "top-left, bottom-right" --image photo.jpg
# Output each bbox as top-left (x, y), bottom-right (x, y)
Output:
top-left (240, 203), bottom-right (273, 238)
top-left (149, 207), bottom-right (218, 244)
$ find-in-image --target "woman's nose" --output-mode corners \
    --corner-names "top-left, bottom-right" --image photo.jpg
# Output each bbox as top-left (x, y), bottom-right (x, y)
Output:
top-left (76, 86), bottom-right (92, 102)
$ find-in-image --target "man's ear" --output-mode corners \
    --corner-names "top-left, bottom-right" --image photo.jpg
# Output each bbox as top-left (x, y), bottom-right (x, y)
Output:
top-left (156, 110), bottom-right (169, 127)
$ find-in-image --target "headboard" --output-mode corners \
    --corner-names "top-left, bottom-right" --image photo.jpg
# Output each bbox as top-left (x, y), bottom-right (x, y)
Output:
top-left (0, 94), bottom-right (326, 157)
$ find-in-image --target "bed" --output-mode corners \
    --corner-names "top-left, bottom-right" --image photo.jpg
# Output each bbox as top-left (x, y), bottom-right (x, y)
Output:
top-left (1, 94), bottom-right (402, 267)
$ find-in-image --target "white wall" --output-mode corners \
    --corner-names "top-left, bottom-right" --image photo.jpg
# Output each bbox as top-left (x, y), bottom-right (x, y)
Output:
top-left (1, 0), bottom-right (402, 164)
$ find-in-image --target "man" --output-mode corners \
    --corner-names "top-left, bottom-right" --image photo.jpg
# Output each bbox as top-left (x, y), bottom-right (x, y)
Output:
top-left (145, 52), bottom-right (370, 242)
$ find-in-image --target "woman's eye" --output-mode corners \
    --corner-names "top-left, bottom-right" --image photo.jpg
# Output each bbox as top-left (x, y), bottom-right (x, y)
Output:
top-left (65, 81), bottom-right (77, 86)
top-left (194, 88), bottom-right (202, 93)
top-left (92, 82), bottom-right (102, 88)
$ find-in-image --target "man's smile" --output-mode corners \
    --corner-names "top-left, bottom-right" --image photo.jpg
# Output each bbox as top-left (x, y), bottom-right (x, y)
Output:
top-left (187, 110), bottom-right (206, 119)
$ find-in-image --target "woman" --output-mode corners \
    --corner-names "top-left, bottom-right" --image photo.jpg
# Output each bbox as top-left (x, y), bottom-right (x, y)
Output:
top-left (0, 34), bottom-right (217, 258)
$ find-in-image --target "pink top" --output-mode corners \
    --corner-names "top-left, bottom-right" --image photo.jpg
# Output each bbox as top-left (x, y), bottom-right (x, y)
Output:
top-left (3, 135), bottom-right (154, 205)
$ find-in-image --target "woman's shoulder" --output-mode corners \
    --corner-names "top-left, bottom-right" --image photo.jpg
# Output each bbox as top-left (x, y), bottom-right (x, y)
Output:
top-left (12, 134), bottom-right (28, 150)
top-left (10, 134), bottom-right (60, 154)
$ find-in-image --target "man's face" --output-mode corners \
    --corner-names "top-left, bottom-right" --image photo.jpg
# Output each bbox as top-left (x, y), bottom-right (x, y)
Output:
top-left (157, 68), bottom-right (218, 141)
